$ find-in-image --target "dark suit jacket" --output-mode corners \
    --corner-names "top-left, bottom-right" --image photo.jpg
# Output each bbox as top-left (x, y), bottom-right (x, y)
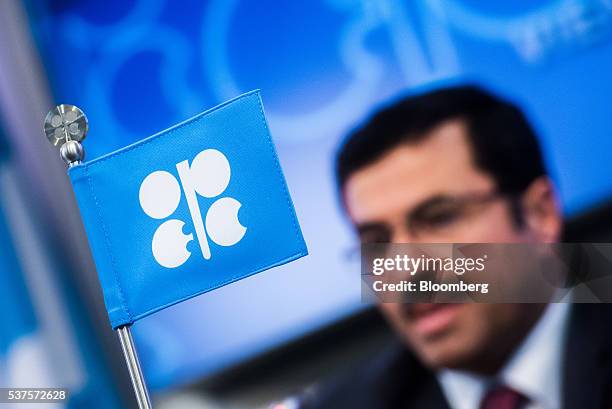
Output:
top-left (300, 304), bottom-right (612, 409)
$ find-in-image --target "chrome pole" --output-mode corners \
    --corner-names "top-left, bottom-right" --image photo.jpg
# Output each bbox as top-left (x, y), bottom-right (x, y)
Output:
top-left (44, 105), bottom-right (153, 408)
top-left (117, 325), bottom-right (153, 409)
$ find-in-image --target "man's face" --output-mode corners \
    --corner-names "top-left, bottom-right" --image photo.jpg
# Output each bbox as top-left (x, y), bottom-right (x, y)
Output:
top-left (343, 119), bottom-right (558, 373)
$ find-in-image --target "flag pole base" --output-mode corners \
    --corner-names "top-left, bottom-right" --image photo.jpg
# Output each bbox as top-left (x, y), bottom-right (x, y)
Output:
top-left (117, 325), bottom-right (153, 409)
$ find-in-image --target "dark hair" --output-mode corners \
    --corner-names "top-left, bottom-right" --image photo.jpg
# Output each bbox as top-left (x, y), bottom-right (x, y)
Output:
top-left (336, 85), bottom-right (547, 199)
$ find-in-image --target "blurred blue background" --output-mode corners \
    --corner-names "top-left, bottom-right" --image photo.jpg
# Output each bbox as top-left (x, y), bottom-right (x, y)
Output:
top-left (0, 0), bottom-right (611, 407)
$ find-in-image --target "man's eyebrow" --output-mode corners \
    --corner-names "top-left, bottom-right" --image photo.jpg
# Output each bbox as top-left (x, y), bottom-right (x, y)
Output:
top-left (410, 195), bottom-right (458, 213)
top-left (355, 222), bottom-right (389, 234)
top-left (353, 196), bottom-right (456, 232)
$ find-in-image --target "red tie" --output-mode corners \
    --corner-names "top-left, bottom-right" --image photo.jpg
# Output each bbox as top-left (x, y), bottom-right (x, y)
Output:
top-left (479, 385), bottom-right (528, 409)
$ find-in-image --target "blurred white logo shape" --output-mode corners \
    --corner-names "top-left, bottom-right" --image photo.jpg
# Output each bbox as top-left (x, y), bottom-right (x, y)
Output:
top-left (190, 149), bottom-right (231, 197)
top-left (206, 197), bottom-right (246, 246)
top-left (139, 171), bottom-right (182, 219)
top-left (152, 220), bottom-right (194, 268)
top-left (139, 149), bottom-right (246, 268)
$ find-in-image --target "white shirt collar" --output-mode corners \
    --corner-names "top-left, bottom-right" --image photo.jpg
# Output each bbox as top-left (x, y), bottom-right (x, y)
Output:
top-left (438, 302), bottom-right (571, 409)
top-left (437, 369), bottom-right (487, 409)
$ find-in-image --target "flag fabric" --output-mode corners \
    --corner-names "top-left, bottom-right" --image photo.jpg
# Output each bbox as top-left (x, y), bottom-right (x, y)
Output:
top-left (69, 91), bottom-right (308, 329)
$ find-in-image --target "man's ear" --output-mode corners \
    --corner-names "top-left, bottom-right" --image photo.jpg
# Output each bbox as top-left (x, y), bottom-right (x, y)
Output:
top-left (521, 177), bottom-right (562, 242)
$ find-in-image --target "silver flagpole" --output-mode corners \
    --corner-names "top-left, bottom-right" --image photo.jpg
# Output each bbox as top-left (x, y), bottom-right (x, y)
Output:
top-left (44, 104), bottom-right (153, 409)
top-left (117, 325), bottom-right (153, 409)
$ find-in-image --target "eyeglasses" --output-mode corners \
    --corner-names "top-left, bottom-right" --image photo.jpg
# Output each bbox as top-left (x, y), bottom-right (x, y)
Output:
top-left (355, 190), bottom-right (515, 245)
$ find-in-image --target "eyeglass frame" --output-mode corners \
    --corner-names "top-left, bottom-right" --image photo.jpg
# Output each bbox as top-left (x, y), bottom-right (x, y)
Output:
top-left (344, 189), bottom-right (524, 262)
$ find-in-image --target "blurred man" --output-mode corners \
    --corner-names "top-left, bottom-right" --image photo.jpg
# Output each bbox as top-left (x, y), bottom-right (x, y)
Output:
top-left (302, 86), bottom-right (612, 409)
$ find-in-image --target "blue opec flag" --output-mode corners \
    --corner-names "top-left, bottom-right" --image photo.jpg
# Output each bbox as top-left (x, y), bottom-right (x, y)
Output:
top-left (69, 91), bottom-right (308, 329)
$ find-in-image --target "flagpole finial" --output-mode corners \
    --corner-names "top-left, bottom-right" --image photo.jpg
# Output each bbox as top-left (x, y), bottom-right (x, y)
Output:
top-left (59, 140), bottom-right (85, 165)
top-left (44, 104), bottom-right (88, 167)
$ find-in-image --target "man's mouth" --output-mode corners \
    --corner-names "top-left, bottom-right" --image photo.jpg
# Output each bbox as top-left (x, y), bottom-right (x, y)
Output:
top-left (404, 303), bottom-right (463, 338)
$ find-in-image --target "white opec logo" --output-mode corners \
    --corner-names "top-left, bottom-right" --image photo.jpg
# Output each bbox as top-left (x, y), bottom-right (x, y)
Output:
top-left (138, 149), bottom-right (247, 268)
